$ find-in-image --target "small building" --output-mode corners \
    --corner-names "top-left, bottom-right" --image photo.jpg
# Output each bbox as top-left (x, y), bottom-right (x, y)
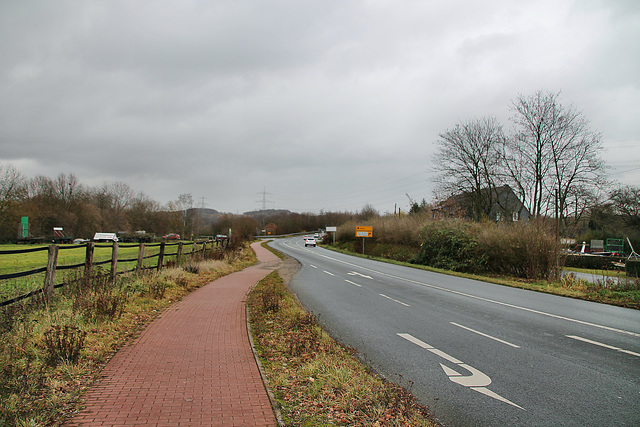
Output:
top-left (434, 185), bottom-right (531, 222)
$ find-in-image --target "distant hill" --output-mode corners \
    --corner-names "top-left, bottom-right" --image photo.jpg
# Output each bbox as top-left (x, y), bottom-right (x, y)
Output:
top-left (243, 209), bottom-right (292, 219)
top-left (182, 208), bottom-right (293, 226)
top-left (188, 208), bottom-right (222, 228)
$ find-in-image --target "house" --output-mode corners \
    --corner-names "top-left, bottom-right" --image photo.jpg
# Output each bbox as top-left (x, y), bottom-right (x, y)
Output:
top-left (433, 185), bottom-right (531, 222)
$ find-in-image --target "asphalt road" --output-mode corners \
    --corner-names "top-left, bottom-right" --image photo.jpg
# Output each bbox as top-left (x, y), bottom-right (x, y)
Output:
top-left (268, 237), bottom-right (640, 426)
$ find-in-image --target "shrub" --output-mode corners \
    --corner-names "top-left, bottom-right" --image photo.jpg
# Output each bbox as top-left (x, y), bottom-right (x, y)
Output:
top-left (564, 254), bottom-right (625, 271)
top-left (365, 242), bottom-right (417, 262)
top-left (261, 287), bottom-right (280, 313)
top-left (477, 221), bottom-right (560, 280)
top-left (69, 269), bottom-right (128, 320)
top-left (627, 260), bottom-right (640, 277)
top-left (410, 220), bottom-right (485, 272)
top-left (147, 277), bottom-right (170, 298)
top-left (182, 262), bottom-right (200, 274)
top-left (42, 324), bottom-right (86, 366)
top-left (409, 219), bottom-right (560, 280)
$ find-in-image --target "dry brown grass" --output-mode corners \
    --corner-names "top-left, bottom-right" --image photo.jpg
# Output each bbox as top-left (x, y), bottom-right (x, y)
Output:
top-left (248, 269), bottom-right (437, 426)
top-left (0, 243), bottom-right (256, 426)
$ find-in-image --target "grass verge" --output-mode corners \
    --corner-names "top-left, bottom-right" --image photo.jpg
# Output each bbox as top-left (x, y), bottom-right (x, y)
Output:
top-left (247, 265), bottom-right (437, 426)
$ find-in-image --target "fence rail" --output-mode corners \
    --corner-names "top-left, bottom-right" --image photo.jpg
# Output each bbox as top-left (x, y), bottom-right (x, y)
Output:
top-left (1, 239), bottom-right (223, 307)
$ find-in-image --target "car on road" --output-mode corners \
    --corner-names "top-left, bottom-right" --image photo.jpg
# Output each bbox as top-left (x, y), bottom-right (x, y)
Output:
top-left (304, 237), bottom-right (317, 247)
top-left (162, 233), bottom-right (181, 240)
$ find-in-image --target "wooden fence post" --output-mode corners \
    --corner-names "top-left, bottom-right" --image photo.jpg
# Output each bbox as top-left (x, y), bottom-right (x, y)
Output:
top-left (136, 243), bottom-right (145, 274)
top-left (44, 244), bottom-right (59, 304)
top-left (177, 242), bottom-right (184, 266)
top-left (157, 241), bottom-right (165, 271)
top-left (84, 242), bottom-right (95, 284)
top-left (110, 242), bottom-right (119, 281)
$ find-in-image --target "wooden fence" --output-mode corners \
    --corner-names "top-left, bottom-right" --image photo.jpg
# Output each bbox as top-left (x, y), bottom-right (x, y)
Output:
top-left (0, 240), bottom-right (222, 307)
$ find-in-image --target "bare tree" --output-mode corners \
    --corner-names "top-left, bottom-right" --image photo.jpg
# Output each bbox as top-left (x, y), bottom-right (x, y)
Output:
top-left (53, 173), bottom-right (82, 206)
top-left (126, 192), bottom-right (161, 232)
top-left (0, 163), bottom-right (27, 240)
top-left (89, 182), bottom-right (135, 231)
top-left (358, 203), bottom-right (379, 221)
top-left (507, 91), bottom-right (606, 221)
top-left (0, 163), bottom-right (27, 215)
top-left (610, 185), bottom-right (640, 228)
top-left (168, 193), bottom-right (194, 236)
top-left (433, 116), bottom-right (505, 220)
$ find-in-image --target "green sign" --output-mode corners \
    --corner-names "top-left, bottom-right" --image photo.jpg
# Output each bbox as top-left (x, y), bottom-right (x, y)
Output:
top-left (20, 217), bottom-right (29, 238)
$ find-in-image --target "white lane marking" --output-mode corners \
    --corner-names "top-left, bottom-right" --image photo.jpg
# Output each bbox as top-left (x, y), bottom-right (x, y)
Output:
top-left (345, 280), bottom-right (362, 287)
top-left (380, 293), bottom-right (410, 307)
top-left (310, 265), bottom-right (318, 269)
top-left (566, 335), bottom-right (640, 358)
top-left (451, 322), bottom-right (521, 349)
top-left (398, 333), bottom-right (524, 410)
top-left (288, 247), bottom-right (640, 338)
top-left (347, 271), bottom-right (373, 279)
top-left (323, 270), bottom-right (334, 276)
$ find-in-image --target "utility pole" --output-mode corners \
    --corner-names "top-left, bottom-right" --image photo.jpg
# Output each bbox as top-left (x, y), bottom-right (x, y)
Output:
top-left (256, 187), bottom-right (273, 211)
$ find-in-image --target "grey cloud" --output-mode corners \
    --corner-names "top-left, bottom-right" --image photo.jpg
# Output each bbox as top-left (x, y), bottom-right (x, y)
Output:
top-left (1, 0), bottom-right (638, 213)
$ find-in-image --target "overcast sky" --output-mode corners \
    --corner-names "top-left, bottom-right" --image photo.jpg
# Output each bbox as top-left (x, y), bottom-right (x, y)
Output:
top-left (1, 0), bottom-right (638, 214)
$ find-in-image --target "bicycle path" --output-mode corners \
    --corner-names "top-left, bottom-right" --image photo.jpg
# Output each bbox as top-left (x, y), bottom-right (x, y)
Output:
top-left (65, 242), bottom-right (282, 426)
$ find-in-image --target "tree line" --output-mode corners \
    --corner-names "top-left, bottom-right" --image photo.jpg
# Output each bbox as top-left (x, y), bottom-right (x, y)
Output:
top-left (0, 167), bottom-right (201, 242)
top-left (0, 164), bottom-right (380, 243)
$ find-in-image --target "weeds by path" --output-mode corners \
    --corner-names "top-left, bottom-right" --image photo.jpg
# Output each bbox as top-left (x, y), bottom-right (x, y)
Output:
top-left (0, 244), bottom-right (256, 426)
top-left (248, 270), bottom-right (437, 427)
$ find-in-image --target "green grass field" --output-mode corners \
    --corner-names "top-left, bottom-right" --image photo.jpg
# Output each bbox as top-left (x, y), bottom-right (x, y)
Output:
top-left (0, 242), bottom-right (193, 301)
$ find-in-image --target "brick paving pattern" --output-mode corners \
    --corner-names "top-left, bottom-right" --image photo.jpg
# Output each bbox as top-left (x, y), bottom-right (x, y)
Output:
top-left (65, 242), bottom-right (282, 426)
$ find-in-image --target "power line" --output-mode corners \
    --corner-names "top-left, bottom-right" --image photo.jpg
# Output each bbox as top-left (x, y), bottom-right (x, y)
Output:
top-left (256, 187), bottom-right (273, 210)
top-left (609, 166), bottom-right (640, 176)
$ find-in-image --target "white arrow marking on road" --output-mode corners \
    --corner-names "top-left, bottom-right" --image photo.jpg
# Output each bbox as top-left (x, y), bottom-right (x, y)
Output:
top-left (398, 333), bottom-right (525, 410)
top-left (347, 271), bottom-right (373, 279)
top-left (439, 363), bottom-right (491, 387)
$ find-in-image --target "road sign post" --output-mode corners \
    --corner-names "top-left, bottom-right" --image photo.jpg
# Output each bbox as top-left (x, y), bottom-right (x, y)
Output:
top-left (355, 226), bottom-right (373, 254)
top-left (326, 226), bottom-right (337, 244)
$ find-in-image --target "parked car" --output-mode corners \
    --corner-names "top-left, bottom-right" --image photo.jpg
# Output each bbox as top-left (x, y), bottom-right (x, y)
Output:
top-left (304, 237), bottom-right (317, 247)
top-left (162, 233), bottom-right (181, 240)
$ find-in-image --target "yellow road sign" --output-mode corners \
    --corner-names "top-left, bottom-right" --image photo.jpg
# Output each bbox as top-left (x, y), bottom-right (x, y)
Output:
top-left (355, 225), bottom-right (373, 237)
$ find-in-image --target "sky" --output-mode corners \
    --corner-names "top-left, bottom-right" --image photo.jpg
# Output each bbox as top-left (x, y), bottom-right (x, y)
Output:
top-left (1, 0), bottom-right (638, 215)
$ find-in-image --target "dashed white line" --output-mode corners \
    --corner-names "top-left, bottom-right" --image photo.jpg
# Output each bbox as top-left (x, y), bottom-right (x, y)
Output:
top-left (296, 249), bottom-right (640, 338)
top-left (380, 294), bottom-right (410, 307)
top-left (310, 265), bottom-right (318, 269)
top-left (451, 322), bottom-right (520, 348)
top-left (324, 270), bottom-right (334, 276)
top-left (566, 335), bottom-right (640, 358)
top-left (345, 280), bottom-right (362, 287)
top-left (276, 240), bottom-right (640, 338)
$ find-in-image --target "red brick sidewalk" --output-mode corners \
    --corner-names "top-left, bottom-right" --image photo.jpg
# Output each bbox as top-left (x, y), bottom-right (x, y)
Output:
top-left (65, 242), bottom-right (282, 426)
